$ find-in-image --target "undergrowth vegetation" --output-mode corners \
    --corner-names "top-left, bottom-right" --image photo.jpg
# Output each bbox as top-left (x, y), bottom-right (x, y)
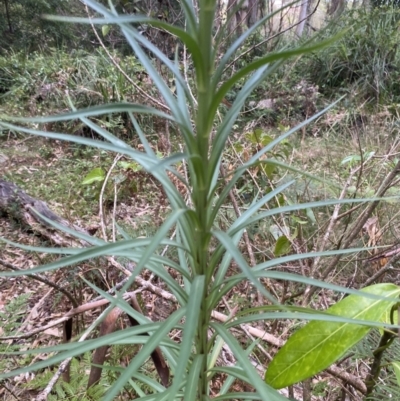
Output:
top-left (301, 5), bottom-right (400, 105)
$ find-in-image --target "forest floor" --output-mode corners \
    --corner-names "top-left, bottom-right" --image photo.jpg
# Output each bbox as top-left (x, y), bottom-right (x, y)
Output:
top-left (1, 104), bottom-right (400, 400)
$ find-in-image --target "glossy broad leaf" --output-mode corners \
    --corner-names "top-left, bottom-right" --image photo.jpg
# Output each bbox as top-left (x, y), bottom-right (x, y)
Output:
top-left (265, 283), bottom-right (400, 389)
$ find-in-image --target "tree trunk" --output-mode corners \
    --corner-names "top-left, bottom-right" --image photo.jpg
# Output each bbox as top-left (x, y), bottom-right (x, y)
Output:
top-left (296, 0), bottom-right (309, 37)
top-left (226, 0), bottom-right (249, 38)
top-left (4, 0), bottom-right (13, 33)
top-left (329, 0), bottom-right (345, 16)
top-left (247, 0), bottom-right (259, 26)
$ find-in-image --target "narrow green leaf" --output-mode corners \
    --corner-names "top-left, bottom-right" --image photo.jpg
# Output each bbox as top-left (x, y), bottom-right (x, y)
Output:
top-left (216, 259), bottom-right (400, 308)
top-left (213, 1), bottom-right (298, 81)
top-left (130, 371), bottom-right (166, 392)
top-left (0, 102), bottom-right (173, 123)
top-left (0, 325), bottom-right (167, 379)
top-left (128, 112), bottom-right (155, 156)
top-left (253, 248), bottom-right (382, 273)
top-left (212, 33), bottom-right (346, 117)
top-left (210, 100), bottom-right (342, 219)
top-left (125, 394), bottom-right (176, 401)
top-left (121, 209), bottom-right (187, 292)
top-left (0, 236), bottom-right (185, 277)
top-left (229, 181), bottom-right (294, 232)
top-left (226, 311), bottom-right (400, 330)
top-left (0, 121), bottom-right (187, 191)
top-left (54, 16), bottom-right (199, 58)
top-left (128, 379), bottom-right (146, 397)
top-left (213, 393), bottom-right (267, 400)
top-left (209, 367), bottom-right (255, 385)
top-left (392, 362), bottom-right (400, 387)
top-left (183, 355), bottom-right (204, 401)
top-left (246, 97), bottom-right (341, 165)
top-left (118, 23), bottom-right (187, 122)
top-left (1, 334), bottom-right (178, 357)
top-left (217, 342), bottom-right (257, 396)
top-left (58, 0), bottom-right (193, 112)
top-left (79, 115), bottom-right (133, 149)
top-left (209, 64), bottom-right (272, 183)
top-left (82, 277), bottom-right (153, 324)
top-left (213, 230), bottom-right (277, 304)
top-left (265, 284), bottom-right (400, 389)
top-left (102, 307), bottom-right (186, 401)
top-left (232, 270), bottom-right (400, 305)
top-left (211, 323), bottom-right (288, 401)
top-left (210, 229), bottom-right (243, 302)
top-left (259, 158), bottom-right (338, 187)
top-left (230, 196), bottom-right (392, 238)
top-left (0, 122), bottom-right (135, 155)
top-left (168, 276), bottom-right (205, 397)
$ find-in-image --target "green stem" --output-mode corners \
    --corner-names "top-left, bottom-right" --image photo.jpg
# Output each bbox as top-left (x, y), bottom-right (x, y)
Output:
top-left (365, 330), bottom-right (396, 397)
top-left (195, 2), bottom-right (217, 398)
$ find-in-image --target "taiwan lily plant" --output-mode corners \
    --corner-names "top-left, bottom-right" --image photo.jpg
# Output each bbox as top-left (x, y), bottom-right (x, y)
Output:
top-left (1, 0), bottom-right (400, 400)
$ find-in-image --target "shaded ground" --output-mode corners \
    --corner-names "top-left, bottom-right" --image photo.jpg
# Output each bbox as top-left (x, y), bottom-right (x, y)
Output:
top-left (1, 110), bottom-right (400, 400)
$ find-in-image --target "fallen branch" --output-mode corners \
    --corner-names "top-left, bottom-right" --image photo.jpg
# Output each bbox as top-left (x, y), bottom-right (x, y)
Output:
top-left (0, 289), bottom-right (142, 341)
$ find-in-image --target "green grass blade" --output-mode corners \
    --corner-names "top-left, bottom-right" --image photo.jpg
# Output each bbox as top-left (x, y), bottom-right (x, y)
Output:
top-left (48, 15), bottom-right (199, 59)
top-left (79, 115), bottom-right (135, 149)
top-left (82, 276), bottom-right (162, 321)
top-left (247, 100), bottom-right (342, 165)
top-left (130, 371), bottom-right (167, 392)
top-left (175, 56), bottom-right (193, 129)
top-left (217, 341), bottom-right (256, 396)
top-left (2, 335), bottom-right (178, 356)
top-left (253, 249), bottom-right (379, 272)
top-left (124, 250), bottom-right (192, 281)
top-left (128, 258), bottom-right (188, 302)
top-left (118, 26), bottom-right (184, 120)
top-left (81, 0), bottom-right (194, 105)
